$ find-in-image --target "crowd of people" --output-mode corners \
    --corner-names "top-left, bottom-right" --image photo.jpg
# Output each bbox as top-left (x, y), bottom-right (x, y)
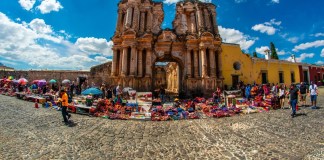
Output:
top-left (232, 81), bottom-right (319, 118)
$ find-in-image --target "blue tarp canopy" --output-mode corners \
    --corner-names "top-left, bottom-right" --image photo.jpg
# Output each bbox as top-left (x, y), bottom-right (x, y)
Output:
top-left (81, 87), bottom-right (103, 95)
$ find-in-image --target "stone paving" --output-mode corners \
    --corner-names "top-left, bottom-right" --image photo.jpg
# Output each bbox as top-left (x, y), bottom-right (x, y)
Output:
top-left (0, 89), bottom-right (323, 160)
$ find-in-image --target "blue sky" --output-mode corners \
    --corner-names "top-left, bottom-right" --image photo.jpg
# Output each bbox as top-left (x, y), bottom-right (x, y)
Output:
top-left (0, 0), bottom-right (323, 70)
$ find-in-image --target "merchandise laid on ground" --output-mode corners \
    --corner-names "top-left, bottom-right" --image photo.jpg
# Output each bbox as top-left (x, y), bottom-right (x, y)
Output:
top-left (0, 82), bottom-right (281, 122)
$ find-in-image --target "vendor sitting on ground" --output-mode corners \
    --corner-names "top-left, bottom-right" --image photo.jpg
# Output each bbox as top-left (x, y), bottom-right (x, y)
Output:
top-left (113, 94), bottom-right (123, 105)
top-left (188, 100), bottom-right (196, 113)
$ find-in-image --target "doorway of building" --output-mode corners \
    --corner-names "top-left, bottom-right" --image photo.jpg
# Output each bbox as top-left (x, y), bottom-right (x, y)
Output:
top-left (152, 54), bottom-right (184, 101)
top-left (303, 70), bottom-right (309, 83)
top-left (262, 72), bottom-right (268, 84)
top-left (232, 75), bottom-right (239, 89)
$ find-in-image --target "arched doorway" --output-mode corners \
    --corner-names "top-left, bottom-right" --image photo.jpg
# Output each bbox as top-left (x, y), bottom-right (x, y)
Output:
top-left (152, 54), bottom-right (184, 96)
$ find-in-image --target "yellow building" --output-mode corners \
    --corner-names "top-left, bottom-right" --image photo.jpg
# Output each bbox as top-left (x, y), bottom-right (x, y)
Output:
top-left (221, 43), bottom-right (300, 89)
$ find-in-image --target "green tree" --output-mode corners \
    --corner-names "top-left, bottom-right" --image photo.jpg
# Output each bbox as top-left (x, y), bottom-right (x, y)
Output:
top-left (270, 42), bottom-right (279, 59)
top-left (253, 52), bottom-right (258, 58)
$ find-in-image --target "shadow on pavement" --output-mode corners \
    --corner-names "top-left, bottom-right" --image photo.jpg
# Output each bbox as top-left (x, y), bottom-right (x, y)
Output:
top-left (68, 120), bottom-right (78, 127)
top-left (294, 113), bottom-right (307, 117)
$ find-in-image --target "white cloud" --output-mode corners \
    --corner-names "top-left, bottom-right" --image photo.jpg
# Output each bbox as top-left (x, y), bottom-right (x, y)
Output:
top-left (277, 49), bottom-right (286, 55)
top-left (293, 40), bottom-right (324, 52)
top-left (29, 18), bottom-right (53, 34)
top-left (252, 24), bottom-right (276, 35)
top-left (321, 48), bottom-right (324, 57)
top-left (265, 19), bottom-right (282, 26)
top-left (287, 37), bottom-right (299, 43)
top-left (271, 0), bottom-right (279, 4)
top-left (316, 61), bottom-right (324, 65)
top-left (0, 60), bottom-right (18, 66)
top-left (94, 56), bottom-right (111, 63)
top-left (219, 26), bottom-right (256, 50)
top-left (313, 33), bottom-right (324, 37)
top-left (75, 38), bottom-right (113, 56)
top-left (163, 0), bottom-right (211, 4)
top-left (37, 0), bottom-right (63, 14)
top-left (286, 53), bottom-right (314, 62)
top-left (252, 19), bottom-right (281, 35)
top-left (255, 46), bottom-right (270, 55)
top-left (0, 12), bottom-right (111, 70)
top-left (18, 0), bottom-right (36, 11)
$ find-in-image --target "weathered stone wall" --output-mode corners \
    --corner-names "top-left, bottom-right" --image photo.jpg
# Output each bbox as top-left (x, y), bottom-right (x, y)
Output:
top-left (0, 70), bottom-right (90, 84)
top-left (89, 62), bottom-right (112, 85)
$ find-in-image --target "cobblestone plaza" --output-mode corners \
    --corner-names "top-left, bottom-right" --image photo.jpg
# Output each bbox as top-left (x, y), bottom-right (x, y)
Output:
top-left (0, 89), bottom-right (323, 160)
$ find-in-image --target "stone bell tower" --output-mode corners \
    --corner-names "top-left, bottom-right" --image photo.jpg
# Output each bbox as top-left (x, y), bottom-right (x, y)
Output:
top-left (110, 0), bottom-right (164, 91)
top-left (172, 0), bottom-right (223, 95)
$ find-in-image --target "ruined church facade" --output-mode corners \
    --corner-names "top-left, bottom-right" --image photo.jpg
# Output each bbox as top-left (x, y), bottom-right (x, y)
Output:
top-left (110, 0), bottom-right (223, 95)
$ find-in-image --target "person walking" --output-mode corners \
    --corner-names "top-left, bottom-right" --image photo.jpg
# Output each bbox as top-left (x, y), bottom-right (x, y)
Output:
top-left (279, 84), bottom-right (286, 109)
top-left (61, 89), bottom-right (71, 125)
top-left (299, 82), bottom-right (307, 107)
top-left (289, 84), bottom-right (299, 118)
top-left (309, 81), bottom-right (318, 109)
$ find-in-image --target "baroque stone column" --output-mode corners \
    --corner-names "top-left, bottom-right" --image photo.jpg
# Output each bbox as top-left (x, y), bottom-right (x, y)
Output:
top-left (145, 49), bottom-right (152, 76)
top-left (195, 7), bottom-right (204, 32)
top-left (121, 47), bottom-right (128, 76)
top-left (132, 7), bottom-right (140, 31)
top-left (209, 48), bottom-right (216, 77)
top-left (186, 49), bottom-right (192, 78)
top-left (137, 49), bottom-right (143, 77)
top-left (204, 9), bottom-right (211, 31)
top-left (190, 12), bottom-right (197, 33)
top-left (194, 49), bottom-right (199, 78)
top-left (119, 51), bottom-right (123, 75)
top-left (146, 11), bottom-right (153, 32)
top-left (211, 11), bottom-right (220, 36)
top-left (116, 10), bottom-right (123, 34)
top-left (125, 7), bottom-right (133, 29)
top-left (111, 48), bottom-right (117, 76)
top-left (130, 46), bottom-right (137, 76)
top-left (200, 47), bottom-right (207, 78)
top-left (140, 11), bottom-right (145, 33)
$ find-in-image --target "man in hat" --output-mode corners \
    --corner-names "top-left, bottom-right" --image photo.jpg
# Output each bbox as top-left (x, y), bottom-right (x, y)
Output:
top-left (309, 81), bottom-right (318, 109)
top-left (61, 88), bottom-right (71, 125)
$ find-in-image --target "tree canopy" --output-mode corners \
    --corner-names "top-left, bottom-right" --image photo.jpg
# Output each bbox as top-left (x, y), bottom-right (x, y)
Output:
top-left (253, 52), bottom-right (258, 58)
top-left (270, 42), bottom-right (279, 59)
